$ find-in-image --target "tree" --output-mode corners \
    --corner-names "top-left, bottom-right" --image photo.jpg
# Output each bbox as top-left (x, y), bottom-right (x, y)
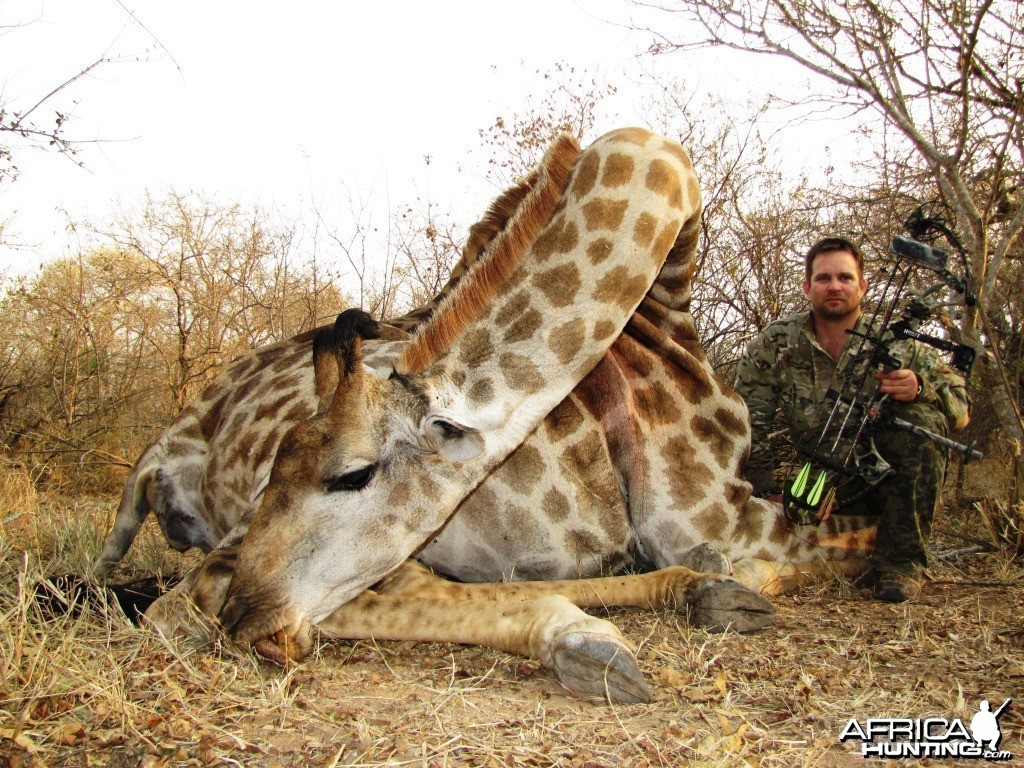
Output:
top-left (0, 253), bottom-right (157, 484)
top-left (0, 15), bottom-right (112, 185)
top-left (478, 62), bottom-right (618, 187)
top-left (638, 0), bottom-right (1024, 450)
top-left (90, 191), bottom-right (348, 413)
top-left (0, 193), bottom-right (351, 487)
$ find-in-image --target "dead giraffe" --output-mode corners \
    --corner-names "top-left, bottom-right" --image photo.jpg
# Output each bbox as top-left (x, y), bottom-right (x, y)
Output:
top-left (95, 128), bottom-right (876, 703)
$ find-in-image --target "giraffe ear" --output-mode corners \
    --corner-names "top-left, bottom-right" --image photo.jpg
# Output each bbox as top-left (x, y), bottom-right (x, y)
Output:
top-left (421, 413), bottom-right (485, 463)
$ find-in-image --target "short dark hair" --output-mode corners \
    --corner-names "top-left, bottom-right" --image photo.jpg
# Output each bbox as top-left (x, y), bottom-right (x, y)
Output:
top-left (805, 236), bottom-right (863, 282)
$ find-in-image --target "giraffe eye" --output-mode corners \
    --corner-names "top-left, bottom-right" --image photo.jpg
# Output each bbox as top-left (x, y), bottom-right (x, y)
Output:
top-left (324, 465), bottom-right (376, 492)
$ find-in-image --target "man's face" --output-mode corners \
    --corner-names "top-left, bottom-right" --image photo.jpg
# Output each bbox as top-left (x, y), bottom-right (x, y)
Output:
top-left (803, 250), bottom-right (867, 321)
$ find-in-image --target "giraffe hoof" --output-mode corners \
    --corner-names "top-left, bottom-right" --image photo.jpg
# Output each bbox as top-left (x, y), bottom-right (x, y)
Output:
top-left (550, 631), bottom-right (653, 704)
top-left (690, 579), bottom-right (775, 633)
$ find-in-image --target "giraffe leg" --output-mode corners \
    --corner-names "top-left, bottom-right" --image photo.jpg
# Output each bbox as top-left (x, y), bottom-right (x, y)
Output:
top-left (380, 562), bottom-right (775, 632)
top-left (731, 557), bottom-right (871, 596)
top-left (141, 545), bottom-right (241, 646)
top-left (317, 591), bottom-right (653, 703)
top-left (94, 465), bottom-right (153, 578)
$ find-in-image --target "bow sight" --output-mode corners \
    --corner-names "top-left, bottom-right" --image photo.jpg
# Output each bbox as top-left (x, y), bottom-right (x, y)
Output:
top-left (783, 209), bottom-right (982, 526)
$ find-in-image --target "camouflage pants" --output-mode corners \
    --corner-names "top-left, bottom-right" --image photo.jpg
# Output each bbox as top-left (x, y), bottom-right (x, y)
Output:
top-left (841, 401), bottom-right (950, 575)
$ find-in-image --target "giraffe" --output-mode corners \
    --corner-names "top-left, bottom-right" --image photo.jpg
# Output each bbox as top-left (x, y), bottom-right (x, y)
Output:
top-left (95, 128), bottom-right (877, 703)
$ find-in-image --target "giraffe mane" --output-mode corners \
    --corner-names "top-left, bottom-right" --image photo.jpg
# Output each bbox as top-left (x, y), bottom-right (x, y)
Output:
top-left (396, 134), bottom-right (581, 376)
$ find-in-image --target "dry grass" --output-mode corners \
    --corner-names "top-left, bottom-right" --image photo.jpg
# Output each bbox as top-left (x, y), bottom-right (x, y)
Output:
top-left (1, 463), bottom-right (1022, 768)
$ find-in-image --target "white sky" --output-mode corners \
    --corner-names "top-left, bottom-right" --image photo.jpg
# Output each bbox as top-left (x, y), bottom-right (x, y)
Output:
top-left (0, 0), bottom-right (845, 279)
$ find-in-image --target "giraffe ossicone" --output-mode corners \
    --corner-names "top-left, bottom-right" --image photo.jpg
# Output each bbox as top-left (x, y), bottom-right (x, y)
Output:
top-left (95, 128), bottom-right (876, 703)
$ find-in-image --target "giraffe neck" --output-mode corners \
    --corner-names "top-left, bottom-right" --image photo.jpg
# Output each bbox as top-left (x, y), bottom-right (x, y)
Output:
top-left (406, 128), bottom-right (699, 453)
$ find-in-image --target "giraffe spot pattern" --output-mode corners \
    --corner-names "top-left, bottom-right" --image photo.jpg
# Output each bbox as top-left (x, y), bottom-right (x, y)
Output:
top-left (178, 419), bottom-right (204, 440)
top-left (460, 485), bottom-right (499, 532)
top-left (605, 127), bottom-right (653, 146)
top-left (459, 328), bottom-right (495, 369)
top-left (254, 391), bottom-right (298, 424)
top-left (633, 212), bottom-right (658, 248)
top-left (593, 319), bottom-right (617, 342)
top-left (661, 434), bottom-right (716, 509)
top-left (282, 402), bottom-right (314, 424)
top-left (499, 503), bottom-right (540, 560)
top-left (694, 502), bottom-right (731, 540)
top-left (561, 429), bottom-right (613, 498)
top-left (224, 439), bottom-right (251, 475)
top-left (593, 265), bottom-right (651, 310)
top-left (542, 487), bottom-right (571, 523)
top-left (587, 237), bottom-right (614, 265)
top-left (570, 151), bottom-right (600, 199)
top-left (652, 221), bottom-right (682, 259)
top-left (499, 353), bottom-right (545, 395)
top-left (254, 428), bottom-right (281, 470)
top-left (581, 198), bottom-right (629, 231)
top-left (533, 263), bottom-right (581, 309)
top-left (503, 308), bottom-right (543, 344)
top-left (166, 438), bottom-right (200, 457)
top-left (385, 481), bottom-right (409, 512)
top-left (198, 382), bottom-right (225, 404)
top-left (565, 528), bottom-right (606, 559)
top-left (417, 472), bottom-right (441, 500)
top-left (271, 353), bottom-right (304, 375)
top-left (768, 514), bottom-right (791, 546)
top-left (646, 159), bottom-right (684, 209)
top-left (661, 139), bottom-right (693, 170)
top-left (499, 443), bottom-right (544, 494)
top-left (532, 216), bottom-right (580, 262)
top-left (690, 414), bottom-right (740, 469)
top-left (728, 483), bottom-right (763, 543)
top-left (549, 318), bottom-right (586, 366)
top-left (656, 348), bottom-right (715, 405)
top-left (467, 377), bottom-right (494, 405)
top-left (543, 397), bottom-right (585, 444)
top-left (601, 153), bottom-right (635, 188)
top-left (686, 176), bottom-right (701, 210)
top-left (494, 291), bottom-right (530, 329)
top-left (634, 380), bottom-right (684, 427)
top-left (613, 335), bottom-right (655, 376)
top-left (715, 406), bottom-right (748, 436)
top-left (499, 265), bottom-right (528, 296)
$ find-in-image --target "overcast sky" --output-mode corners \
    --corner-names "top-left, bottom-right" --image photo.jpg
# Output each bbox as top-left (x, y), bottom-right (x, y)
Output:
top-left (0, 0), bottom-right (839, 279)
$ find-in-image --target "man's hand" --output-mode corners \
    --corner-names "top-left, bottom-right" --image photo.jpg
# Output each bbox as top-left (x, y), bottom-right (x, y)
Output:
top-left (876, 369), bottom-right (920, 402)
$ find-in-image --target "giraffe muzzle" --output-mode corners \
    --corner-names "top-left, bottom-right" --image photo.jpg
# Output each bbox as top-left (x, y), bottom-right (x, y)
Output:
top-left (218, 593), bottom-right (313, 663)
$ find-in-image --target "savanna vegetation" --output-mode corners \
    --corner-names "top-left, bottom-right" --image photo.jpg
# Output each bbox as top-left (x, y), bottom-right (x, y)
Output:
top-left (1, 1), bottom-right (1023, 766)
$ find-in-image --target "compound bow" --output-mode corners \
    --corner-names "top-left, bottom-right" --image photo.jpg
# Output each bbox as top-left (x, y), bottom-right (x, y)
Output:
top-left (783, 208), bottom-right (983, 526)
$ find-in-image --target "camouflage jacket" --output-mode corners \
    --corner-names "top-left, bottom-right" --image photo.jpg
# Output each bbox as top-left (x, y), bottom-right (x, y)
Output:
top-left (734, 311), bottom-right (970, 494)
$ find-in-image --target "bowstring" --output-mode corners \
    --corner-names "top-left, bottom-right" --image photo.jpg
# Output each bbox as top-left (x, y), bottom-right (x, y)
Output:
top-left (820, 261), bottom-right (914, 473)
top-left (805, 254), bottom-right (912, 474)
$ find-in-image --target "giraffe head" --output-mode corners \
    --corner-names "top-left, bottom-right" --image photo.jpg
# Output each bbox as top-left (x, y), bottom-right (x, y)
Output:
top-left (218, 308), bottom-right (491, 658)
top-left (213, 128), bottom-right (698, 658)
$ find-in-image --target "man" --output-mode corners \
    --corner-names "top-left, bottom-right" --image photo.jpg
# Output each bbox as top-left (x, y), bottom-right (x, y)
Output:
top-left (734, 236), bottom-right (970, 602)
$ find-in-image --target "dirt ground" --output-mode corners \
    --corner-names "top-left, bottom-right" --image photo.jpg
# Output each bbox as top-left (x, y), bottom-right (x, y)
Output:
top-left (1, 504), bottom-right (1023, 768)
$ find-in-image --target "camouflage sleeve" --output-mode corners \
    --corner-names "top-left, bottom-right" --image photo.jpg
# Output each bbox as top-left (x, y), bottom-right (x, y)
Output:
top-left (734, 331), bottom-right (783, 493)
top-left (905, 342), bottom-right (971, 432)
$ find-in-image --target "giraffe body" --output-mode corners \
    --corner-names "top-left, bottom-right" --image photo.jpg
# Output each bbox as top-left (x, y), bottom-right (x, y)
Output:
top-left (96, 129), bottom-right (876, 702)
